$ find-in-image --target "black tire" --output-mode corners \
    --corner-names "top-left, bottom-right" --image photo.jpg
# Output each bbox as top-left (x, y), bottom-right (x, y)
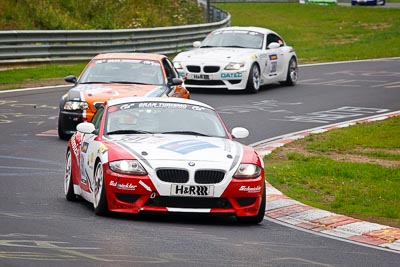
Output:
top-left (93, 160), bottom-right (109, 216)
top-left (58, 115), bottom-right (71, 140)
top-left (236, 184), bottom-right (266, 224)
top-left (64, 150), bottom-right (76, 201)
top-left (246, 63), bottom-right (261, 94)
top-left (280, 57), bottom-right (298, 86)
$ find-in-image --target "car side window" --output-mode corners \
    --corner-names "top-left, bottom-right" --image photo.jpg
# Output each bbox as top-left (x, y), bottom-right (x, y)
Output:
top-left (266, 33), bottom-right (284, 48)
top-left (162, 58), bottom-right (178, 79)
top-left (91, 106), bottom-right (104, 130)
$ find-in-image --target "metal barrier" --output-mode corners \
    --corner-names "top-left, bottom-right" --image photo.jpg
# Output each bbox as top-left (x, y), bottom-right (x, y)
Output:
top-left (0, 7), bottom-right (230, 67)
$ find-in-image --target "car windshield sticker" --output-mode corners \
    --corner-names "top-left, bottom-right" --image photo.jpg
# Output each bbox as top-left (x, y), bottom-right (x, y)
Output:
top-left (159, 140), bottom-right (218, 154)
top-left (94, 59), bottom-right (160, 66)
top-left (113, 102), bottom-right (212, 113)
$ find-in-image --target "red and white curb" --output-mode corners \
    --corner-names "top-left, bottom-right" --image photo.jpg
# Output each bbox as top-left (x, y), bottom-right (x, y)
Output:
top-left (252, 111), bottom-right (400, 252)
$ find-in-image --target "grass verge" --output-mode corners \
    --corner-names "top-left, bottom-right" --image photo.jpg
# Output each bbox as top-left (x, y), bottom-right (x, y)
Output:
top-left (264, 116), bottom-right (400, 228)
top-left (0, 63), bottom-right (86, 90)
top-left (216, 3), bottom-right (400, 64)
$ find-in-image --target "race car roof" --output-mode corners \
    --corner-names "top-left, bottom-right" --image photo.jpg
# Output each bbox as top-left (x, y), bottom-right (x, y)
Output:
top-left (214, 26), bottom-right (278, 36)
top-left (91, 52), bottom-right (167, 61)
top-left (106, 97), bottom-right (215, 110)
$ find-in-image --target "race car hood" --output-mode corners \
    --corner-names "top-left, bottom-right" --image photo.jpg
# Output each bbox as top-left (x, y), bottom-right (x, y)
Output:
top-left (174, 48), bottom-right (259, 63)
top-left (67, 83), bottom-right (167, 109)
top-left (107, 134), bottom-right (243, 166)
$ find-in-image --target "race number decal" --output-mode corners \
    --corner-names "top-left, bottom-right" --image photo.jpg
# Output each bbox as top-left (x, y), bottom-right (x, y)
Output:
top-left (269, 54), bottom-right (278, 74)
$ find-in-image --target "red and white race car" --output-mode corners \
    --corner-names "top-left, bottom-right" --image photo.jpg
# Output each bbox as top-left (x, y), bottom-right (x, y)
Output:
top-left (64, 97), bottom-right (266, 224)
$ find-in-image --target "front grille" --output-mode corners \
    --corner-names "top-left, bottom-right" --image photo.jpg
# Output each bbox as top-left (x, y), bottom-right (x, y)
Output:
top-left (195, 170), bottom-right (225, 184)
top-left (115, 193), bottom-right (141, 203)
top-left (187, 65), bottom-right (201, 73)
top-left (156, 169), bottom-right (189, 183)
top-left (145, 196), bottom-right (232, 209)
top-left (185, 79), bottom-right (225, 86)
top-left (204, 66), bottom-right (220, 73)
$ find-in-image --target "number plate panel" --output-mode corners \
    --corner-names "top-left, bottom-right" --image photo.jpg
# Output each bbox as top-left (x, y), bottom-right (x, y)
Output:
top-left (170, 184), bottom-right (214, 197)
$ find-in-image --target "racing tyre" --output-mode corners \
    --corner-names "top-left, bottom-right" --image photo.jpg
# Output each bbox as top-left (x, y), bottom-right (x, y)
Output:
top-left (236, 184), bottom-right (266, 224)
top-left (93, 160), bottom-right (109, 216)
top-left (280, 57), bottom-right (298, 86)
top-left (58, 115), bottom-right (71, 140)
top-left (246, 63), bottom-right (261, 94)
top-left (64, 150), bottom-right (76, 201)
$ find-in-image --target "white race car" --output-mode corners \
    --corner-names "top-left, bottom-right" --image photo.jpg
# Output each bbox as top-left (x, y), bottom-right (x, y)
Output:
top-left (65, 97), bottom-right (266, 224)
top-left (173, 26), bottom-right (298, 93)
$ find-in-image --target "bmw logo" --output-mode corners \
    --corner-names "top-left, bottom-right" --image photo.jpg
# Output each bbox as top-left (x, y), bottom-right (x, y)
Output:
top-left (188, 162), bottom-right (195, 167)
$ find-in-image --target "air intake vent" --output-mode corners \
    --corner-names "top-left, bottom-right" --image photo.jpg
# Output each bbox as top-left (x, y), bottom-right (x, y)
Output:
top-left (187, 65), bottom-right (201, 73)
top-left (156, 169), bottom-right (189, 183)
top-left (204, 66), bottom-right (220, 73)
top-left (195, 170), bottom-right (225, 184)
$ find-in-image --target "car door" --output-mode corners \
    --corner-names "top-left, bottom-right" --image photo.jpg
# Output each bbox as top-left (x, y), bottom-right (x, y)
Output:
top-left (265, 33), bottom-right (286, 79)
top-left (79, 107), bottom-right (104, 193)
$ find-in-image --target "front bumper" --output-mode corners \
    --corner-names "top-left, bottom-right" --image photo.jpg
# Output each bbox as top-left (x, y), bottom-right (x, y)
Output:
top-left (178, 68), bottom-right (250, 91)
top-left (58, 110), bottom-right (86, 135)
top-left (103, 167), bottom-right (264, 217)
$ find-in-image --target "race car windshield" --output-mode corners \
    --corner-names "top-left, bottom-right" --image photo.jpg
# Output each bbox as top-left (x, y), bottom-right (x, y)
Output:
top-left (79, 59), bottom-right (165, 85)
top-left (105, 102), bottom-right (228, 138)
top-left (201, 30), bottom-right (264, 49)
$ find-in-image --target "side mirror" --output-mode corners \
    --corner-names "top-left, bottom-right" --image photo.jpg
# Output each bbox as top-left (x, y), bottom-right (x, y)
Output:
top-left (76, 122), bottom-right (95, 134)
top-left (193, 41), bottom-right (201, 48)
top-left (231, 127), bottom-right (249, 139)
top-left (65, 75), bottom-right (77, 84)
top-left (267, 42), bottom-right (281, 49)
top-left (170, 77), bottom-right (183, 86)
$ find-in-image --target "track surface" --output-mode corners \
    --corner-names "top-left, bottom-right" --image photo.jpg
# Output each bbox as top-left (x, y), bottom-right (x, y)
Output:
top-left (1, 58), bottom-right (400, 266)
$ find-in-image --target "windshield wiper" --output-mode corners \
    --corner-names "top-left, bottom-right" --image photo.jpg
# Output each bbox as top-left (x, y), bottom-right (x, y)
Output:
top-left (107, 130), bottom-right (153, 135)
top-left (221, 45), bottom-right (248, 48)
top-left (80, 81), bottom-right (111, 84)
top-left (109, 81), bottom-right (149, 85)
top-left (161, 131), bottom-right (209, 136)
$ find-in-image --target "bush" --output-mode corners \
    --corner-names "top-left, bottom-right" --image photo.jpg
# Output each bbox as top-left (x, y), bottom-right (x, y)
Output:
top-left (0, 0), bottom-right (205, 30)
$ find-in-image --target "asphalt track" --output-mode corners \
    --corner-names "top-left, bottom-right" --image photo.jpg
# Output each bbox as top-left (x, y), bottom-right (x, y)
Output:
top-left (1, 58), bottom-right (400, 266)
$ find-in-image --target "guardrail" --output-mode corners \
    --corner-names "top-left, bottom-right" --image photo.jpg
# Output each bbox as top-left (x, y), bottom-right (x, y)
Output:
top-left (0, 7), bottom-right (230, 67)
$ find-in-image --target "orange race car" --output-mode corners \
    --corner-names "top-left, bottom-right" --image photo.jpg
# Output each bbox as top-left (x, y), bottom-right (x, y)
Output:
top-left (58, 53), bottom-right (190, 139)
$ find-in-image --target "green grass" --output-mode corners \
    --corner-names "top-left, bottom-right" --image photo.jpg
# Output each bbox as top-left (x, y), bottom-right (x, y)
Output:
top-left (264, 116), bottom-right (400, 228)
top-left (0, 63), bottom-right (87, 90)
top-left (216, 3), bottom-right (400, 64)
top-left (1, 64), bottom-right (86, 85)
top-left (0, 0), bottom-right (205, 30)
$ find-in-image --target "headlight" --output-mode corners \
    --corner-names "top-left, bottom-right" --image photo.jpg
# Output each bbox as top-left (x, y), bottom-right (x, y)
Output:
top-left (109, 160), bottom-right (147, 175)
top-left (225, 62), bottom-right (245, 70)
top-left (63, 101), bottom-right (89, 111)
top-left (173, 61), bottom-right (183, 69)
top-left (233, 164), bottom-right (262, 178)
